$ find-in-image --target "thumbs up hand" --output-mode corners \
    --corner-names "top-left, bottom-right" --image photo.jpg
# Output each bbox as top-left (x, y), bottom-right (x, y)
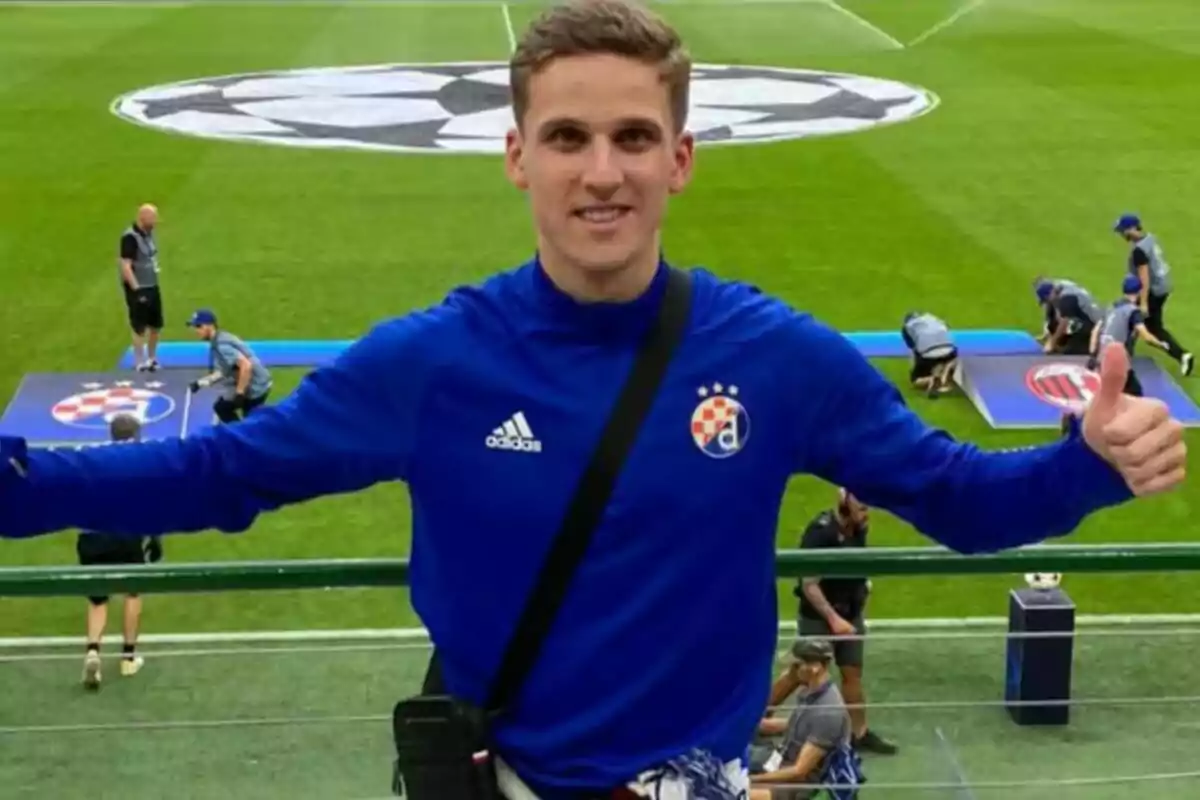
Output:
top-left (1082, 343), bottom-right (1187, 497)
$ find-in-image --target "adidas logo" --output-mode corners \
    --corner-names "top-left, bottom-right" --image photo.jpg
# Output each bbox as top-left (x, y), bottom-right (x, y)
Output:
top-left (485, 411), bottom-right (543, 453)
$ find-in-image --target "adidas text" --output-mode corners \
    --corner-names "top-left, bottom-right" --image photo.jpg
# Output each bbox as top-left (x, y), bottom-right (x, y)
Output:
top-left (485, 435), bottom-right (543, 453)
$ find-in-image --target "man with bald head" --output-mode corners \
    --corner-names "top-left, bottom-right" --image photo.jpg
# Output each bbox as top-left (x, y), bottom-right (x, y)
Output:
top-left (119, 204), bottom-right (164, 371)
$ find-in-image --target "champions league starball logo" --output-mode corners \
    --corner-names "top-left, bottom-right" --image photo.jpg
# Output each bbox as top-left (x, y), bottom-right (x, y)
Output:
top-left (691, 383), bottom-right (750, 459)
top-left (1024, 363), bottom-right (1102, 413)
top-left (50, 381), bottom-right (175, 430)
top-left (109, 62), bottom-right (938, 155)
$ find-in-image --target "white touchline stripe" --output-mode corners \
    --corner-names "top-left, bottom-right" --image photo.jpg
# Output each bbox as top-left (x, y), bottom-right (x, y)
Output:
top-left (820, 0), bottom-right (905, 50)
top-left (501, 2), bottom-right (517, 54)
top-left (3, 614), bottom-right (1199, 648)
top-left (908, 0), bottom-right (986, 48)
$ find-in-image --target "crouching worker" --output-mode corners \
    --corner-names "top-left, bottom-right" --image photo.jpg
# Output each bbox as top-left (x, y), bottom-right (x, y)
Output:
top-left (185, 308), bottom-right (273, 424)
top-left (751, 640), bottom-right (864, 800)
top-left (1035, 278), bottom-right (1102, 355)
top-left (77, 414), bottom-right (162, 690)
top-left (1088, 276), bottom-right (1170, 398)
top-left (901, 312), bottom-right (958, 398)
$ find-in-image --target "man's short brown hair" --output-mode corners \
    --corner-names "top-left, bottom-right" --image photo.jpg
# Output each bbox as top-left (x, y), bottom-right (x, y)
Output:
top-left (509, 0), bottom-right (692, 132)
top-left (109, 414), bottom-right (142, 443)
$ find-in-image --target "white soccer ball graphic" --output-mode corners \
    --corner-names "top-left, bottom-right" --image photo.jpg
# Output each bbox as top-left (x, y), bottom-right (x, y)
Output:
top-left (1024, 572), bottom-right (1063, 590)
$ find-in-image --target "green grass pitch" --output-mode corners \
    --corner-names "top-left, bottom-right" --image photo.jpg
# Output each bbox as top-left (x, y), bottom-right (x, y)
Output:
top-left (1, 0), bottom-right (1199, 642)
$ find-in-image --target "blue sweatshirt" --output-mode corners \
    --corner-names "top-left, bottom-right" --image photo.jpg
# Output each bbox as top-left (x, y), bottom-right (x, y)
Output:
top-left (0, 260), bottom-right (1131, 795)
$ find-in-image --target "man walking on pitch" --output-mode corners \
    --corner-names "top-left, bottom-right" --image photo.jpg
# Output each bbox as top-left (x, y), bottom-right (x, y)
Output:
top-left (1, 2), bottom-right (1188, 797)
top-left (185, 309), bottom-right (273, 424)
top-left (793, 489), bottom-right (895, 755)
top-left (1114, 213), bottom-right (1193, 376)
top-left (77, 414), bottom-right (162, 690)
top-left (119, 204), bottom-right (164, 372)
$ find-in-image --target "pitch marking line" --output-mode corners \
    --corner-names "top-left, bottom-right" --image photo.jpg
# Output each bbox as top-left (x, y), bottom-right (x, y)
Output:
top-left (936, 726), bottom-right (980, 800)
top-left (501, 2), bottom-right (517, 52)
top-left (908, 0), bottom-right (986, 48)
top-left (821, 0), bottom-right (904, 49)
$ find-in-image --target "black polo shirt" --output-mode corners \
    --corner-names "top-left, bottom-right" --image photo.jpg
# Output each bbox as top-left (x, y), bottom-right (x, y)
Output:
top-left (795, 509), bottom-right (869, 621)
top-left (119, 226), bottom-right (142, 262)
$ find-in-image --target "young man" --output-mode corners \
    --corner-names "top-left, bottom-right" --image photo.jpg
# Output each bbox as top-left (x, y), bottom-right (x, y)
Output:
top-left (900, 311), bottom-right (957, 398)
top-left (1114, 213), bottom-right (1193, 376)
top-left (1089, 277), bottom-right (1170, 398)
top-left (792, 489), bottom-right (895, 755)
top-left (1034, 276), bottom-right (1076, 345)
top-left (76, 414), bottom-right (162, 690)
top-left (119, 204), bottom-right (164, 372)
top-left (185, 309), bottom-right (273, 424)
top-left (0, 2), bottom-right (1188, 797)
top-left (752, 640), bottom-right (861, 800)
top-left (1035, 278), bottom-right (1103, 355)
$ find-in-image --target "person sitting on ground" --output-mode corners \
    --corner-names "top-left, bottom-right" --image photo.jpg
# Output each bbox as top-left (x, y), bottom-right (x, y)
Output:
top-left (750, 640), bottom-right (864, 799)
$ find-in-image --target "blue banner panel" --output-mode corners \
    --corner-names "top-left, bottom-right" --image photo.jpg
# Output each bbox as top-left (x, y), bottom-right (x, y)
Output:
top-left (0, 372), bottom-right (220, 448)
top-left (958, 355), bottom-right (1200, 428)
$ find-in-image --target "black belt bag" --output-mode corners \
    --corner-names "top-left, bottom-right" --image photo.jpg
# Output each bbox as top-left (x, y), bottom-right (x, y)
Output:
top-left (391, 268), bottom-right (693, 799)
top-left (391, 696), bottom-right (501, 799)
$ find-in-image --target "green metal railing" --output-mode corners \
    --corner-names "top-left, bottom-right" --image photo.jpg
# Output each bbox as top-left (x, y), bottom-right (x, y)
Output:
top-left (3, 543), bottom-right (1200, 598)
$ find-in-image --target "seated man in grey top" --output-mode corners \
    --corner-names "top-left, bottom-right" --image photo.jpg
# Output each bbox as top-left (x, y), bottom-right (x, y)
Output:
top-left (750, 640), bottom-right (864, 799)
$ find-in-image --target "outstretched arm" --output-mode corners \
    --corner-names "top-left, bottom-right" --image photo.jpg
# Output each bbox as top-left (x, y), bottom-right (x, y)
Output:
top-left (788, 316), bottom-right (1132, 555)
top-left (1, 314), bottom-right (437, 539)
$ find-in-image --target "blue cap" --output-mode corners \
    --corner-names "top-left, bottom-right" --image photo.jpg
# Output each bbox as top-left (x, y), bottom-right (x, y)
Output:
top-left (186, 308), bottom-right (217, 327)
top-left (1034, 280), bottom-right (1054, 302)
top-left (1122, 276), bottom-right (1142, 295)
top-left (1114, 213), bottom-right (1141, 232)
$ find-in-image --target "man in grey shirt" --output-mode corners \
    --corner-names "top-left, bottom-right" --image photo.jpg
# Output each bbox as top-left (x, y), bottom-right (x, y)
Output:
top-left (118, 204), bottom-right (164, 372)
top-left (1114, 213), bottom-right (1193, 376)
top-left (1035, 278), bottom-right (1102, 355)
top-left (752, 640), bottom-right (863, 799)
top-left (185, 309), bottom-right (273, 424)
top-left (901, 311), bottom-right (958, 398)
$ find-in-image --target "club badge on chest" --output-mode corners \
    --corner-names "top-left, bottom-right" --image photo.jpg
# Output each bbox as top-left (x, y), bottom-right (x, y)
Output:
top-left (690, 383), bottom-right (751, 459)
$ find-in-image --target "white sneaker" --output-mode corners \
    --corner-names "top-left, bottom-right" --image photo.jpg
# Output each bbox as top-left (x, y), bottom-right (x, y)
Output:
top-left (120, 656), bottom-right (144, 677)
top-left (1183, 353), bottom-right (1194, 377)
top-left (82, 651), bottom-right (102, 690)
top-left (135, 362), bottom-right (150, 373)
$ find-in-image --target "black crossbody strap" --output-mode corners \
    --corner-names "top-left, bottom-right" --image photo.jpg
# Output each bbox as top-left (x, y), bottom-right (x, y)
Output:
top-left (485, 267), bottom-right (693, 715)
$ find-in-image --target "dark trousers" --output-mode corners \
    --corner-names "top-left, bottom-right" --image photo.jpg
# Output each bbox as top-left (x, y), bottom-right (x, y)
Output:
top-left (1061, 325), bottom-right (1094, 356)
top-left (1147, 293), bottom-right (1188, 361)
top-left (214, 393), bottom-right (269, 424)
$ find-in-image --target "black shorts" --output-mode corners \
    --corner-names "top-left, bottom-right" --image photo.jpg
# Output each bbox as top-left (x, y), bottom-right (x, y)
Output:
top-left (77, 534), bottom-right (144, 605)
top-left (214, 391), bottom-right (270, 423)
top-left (124, 285), bottom-right (164, 334)
top-left (910, 347), bottom-right (958, 382)
top-left (798, 613), bottom-right (866, 668)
